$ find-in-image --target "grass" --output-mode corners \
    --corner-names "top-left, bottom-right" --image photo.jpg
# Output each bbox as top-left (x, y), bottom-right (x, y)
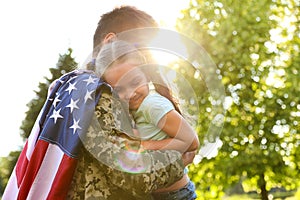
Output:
top-left (222, 191), bottom-right (297, 200)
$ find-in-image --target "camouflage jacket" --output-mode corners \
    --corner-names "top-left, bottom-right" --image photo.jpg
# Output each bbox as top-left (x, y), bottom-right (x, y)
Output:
top-left (67, 84), bottom-right (184, 199)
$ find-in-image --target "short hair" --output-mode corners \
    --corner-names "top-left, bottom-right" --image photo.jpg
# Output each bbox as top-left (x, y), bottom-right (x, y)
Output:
top-left (93, 6), bottom-right (158, 55)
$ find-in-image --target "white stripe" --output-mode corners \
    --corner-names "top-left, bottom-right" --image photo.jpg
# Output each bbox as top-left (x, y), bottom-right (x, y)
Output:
top-left (2, 167), bottom-right (19, 200)
top-left (27, 144), bottom-right (64, 199)
top-left (26, 111), bottom-right (42, 159)
top-left (2, 111), bottom-right (43, 200)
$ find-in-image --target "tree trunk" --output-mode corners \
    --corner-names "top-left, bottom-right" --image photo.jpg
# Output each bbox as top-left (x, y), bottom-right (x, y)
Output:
top-left (259, 173), bottom-right (268, 200)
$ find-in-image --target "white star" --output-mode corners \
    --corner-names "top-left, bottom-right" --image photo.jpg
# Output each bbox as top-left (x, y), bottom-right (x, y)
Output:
top-left (53, 95), bottom-right (61, 108)
top-left (83, 75), bottom-right (98, 86)
top-left (66, 98), bottom-right (79, 113)
top-left (50, 108), bottom-right (63, 123)
top-left (70, 118), bottom-right (81, 134)
top-left (84, 90), bottom-right (94, 103)
top-left (65, 82), bottom-right (77, 94)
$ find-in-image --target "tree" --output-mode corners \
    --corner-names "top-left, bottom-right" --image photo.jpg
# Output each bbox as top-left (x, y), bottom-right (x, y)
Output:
top-left (0, 151), bottom-right (19, 195)
top-left (177, 0), bottom-right (300, 199)
top-left (20, 48), bottom-right (77, 139)
top-left (0, 48), bottom-right (77, 196)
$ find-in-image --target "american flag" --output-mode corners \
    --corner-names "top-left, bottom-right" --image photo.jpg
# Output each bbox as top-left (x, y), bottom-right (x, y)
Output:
top-left (3, 70), bottom-right (108, 199)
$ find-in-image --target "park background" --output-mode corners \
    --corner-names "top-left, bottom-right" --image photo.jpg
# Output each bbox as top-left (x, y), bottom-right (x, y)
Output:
top-left (0, 0), bottom-right (299, 199)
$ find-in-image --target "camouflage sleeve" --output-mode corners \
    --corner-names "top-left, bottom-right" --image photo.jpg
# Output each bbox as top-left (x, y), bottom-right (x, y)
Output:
top-left (82, 90), bottom-right (185, 196)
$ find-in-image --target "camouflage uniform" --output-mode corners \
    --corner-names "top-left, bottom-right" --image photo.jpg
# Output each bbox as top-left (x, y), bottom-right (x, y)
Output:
top-left (67, 86), bottom-right (184, 199)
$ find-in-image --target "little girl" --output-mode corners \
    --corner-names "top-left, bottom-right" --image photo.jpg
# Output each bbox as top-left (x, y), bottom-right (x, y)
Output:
top-left (96, 40), bottom-right (199, 200)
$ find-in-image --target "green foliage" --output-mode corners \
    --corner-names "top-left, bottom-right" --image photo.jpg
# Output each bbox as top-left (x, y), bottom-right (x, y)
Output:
top-left (0, 151), bottom-right (19, 195)
top-left (20, 48), bottom-right (77, 139)
top-left (0, 48), bottom-right (77, 197)
top-left (177, 0), bottom-right (300, 199)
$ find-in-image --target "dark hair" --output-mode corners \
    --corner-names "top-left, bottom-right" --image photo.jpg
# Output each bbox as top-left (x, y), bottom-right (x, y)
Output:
top-left (93, 6), bottom-right (158, 55)
top-left (145, 65), bottom-right (182, 114)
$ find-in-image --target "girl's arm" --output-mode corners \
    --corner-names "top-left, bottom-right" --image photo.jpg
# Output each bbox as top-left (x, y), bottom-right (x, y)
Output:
top-left (141, 110), bottom-right (199, 153)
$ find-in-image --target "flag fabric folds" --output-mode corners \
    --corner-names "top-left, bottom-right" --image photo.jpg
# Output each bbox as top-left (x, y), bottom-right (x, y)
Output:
top-left (3, 70), bottom-right (108, 200)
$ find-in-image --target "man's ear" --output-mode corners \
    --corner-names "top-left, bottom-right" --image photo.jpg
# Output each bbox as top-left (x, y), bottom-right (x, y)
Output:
top-left (103, 32), bottom-right (116, 44)
top-left (92, 32), bottom-right (117, 58)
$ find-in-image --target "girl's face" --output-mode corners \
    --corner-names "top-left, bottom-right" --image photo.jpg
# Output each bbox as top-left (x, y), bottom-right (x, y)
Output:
top-left (104, 62), bottom-right (149, 110)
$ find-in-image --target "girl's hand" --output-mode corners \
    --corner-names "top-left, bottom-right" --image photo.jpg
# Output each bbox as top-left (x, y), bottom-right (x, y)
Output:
top-left (182, 151), bottom-right (196, 166)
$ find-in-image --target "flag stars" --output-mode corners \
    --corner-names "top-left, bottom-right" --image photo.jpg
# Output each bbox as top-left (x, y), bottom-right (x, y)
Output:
top-left (83, 75), bottom-right (98, 86)
top-left (70, 118), bottom-right (81, 134)
top-left (53, 96), bottom-right (61, 108)
top-left (84, 90), bottom-right (94, 103)
top-left (66, 82), bottom-right (77, 94)
top-left (50, 108), bottom-right (63, 123)
top-left (66, 98), bottom-right (79, 113)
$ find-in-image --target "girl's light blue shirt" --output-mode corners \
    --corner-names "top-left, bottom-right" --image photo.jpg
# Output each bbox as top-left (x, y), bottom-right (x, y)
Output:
top-left (132, 92), bottom-right (174, 141)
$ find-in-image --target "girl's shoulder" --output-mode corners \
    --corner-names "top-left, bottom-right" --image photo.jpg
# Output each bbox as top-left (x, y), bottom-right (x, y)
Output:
top-left (139, 92), bottom-right (174, 113)
top-left (143, 92), bottom-right (171, 106)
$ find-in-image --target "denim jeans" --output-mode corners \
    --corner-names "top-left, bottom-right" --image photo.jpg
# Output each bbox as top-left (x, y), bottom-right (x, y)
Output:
top-left (151, 181), bottom-right (197, 200)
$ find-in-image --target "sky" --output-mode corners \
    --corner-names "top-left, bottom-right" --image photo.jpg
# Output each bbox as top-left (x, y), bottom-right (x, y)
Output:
top-left (0, 0), bottom-right (190, 157)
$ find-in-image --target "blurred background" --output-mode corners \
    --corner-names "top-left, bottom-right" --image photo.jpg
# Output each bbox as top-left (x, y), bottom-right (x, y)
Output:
top-left (0, 0), bottom-right (299, 199)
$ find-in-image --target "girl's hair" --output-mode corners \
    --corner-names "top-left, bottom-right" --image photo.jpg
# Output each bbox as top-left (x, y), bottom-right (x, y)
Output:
top-left (95, 40), bottom-right (181, 114)
top-left (95, 40), bottom-right (146, 76)
top-left (144, 65), bottom-right (181, 114)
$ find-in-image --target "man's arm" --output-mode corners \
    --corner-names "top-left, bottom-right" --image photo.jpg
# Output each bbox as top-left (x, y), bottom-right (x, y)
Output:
top-left (82, 90), bottom-right (185, 195)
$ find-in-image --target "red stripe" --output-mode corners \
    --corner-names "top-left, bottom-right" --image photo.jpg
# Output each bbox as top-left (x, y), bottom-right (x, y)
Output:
top-left (17, 140), bottom-right (49, 200)
top-left (47, 154), bottom-right (77, 199)
top-left (15, 141), bottom-right (29, 187)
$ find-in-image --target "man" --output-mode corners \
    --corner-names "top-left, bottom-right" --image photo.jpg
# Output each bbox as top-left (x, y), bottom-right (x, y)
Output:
top-left (3, 6), bottom-right (195, 200)
top-left (70, 6), bottom-right (196, 199)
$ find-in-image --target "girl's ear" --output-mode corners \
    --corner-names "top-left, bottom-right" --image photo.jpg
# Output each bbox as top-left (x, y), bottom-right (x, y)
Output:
top-left (103, 32), bottom-right (117, 44)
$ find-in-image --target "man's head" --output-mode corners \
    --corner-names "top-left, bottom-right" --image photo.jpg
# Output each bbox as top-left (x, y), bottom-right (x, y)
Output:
top-left (92, 6), bottom-right (158, 58)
